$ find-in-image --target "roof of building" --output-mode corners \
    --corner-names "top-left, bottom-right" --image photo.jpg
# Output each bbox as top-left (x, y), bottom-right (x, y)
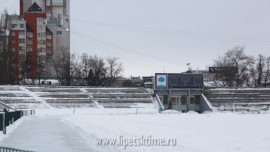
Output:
top-left (28, 2), bottom-right (43, 12)
top-left (26, 25), bottom-right (34, 32)
top-left (46, 27), bottom-right (53, 35)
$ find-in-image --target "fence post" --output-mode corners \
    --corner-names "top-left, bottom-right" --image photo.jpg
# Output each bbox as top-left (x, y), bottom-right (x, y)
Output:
top-left (2, 113), bottom-right (6, 135)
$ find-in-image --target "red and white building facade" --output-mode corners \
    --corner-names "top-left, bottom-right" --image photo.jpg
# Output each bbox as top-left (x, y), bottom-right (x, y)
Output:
top-left (7, 0), bottom-right (70, 81)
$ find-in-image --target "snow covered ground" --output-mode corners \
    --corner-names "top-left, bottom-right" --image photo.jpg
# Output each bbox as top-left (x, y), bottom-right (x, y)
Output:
top-left (1, 108), bottom-right (270, 152)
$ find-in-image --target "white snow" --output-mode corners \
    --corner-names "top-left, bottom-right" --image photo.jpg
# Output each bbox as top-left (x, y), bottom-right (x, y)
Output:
top-left (19, 86), bottom-right (52, 108)
top-left (1, 108), bottom-right (270, 152)
top-left (62, 110), bottom-right (270, 152)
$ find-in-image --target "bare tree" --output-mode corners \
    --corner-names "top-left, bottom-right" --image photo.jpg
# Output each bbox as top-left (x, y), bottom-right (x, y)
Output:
top-left (213, 46), bottom-right (254, 87)
top-left (81, 53), bottom-right (89, 83)
top-left (79, 55), bottom-right (123, 87)
top-left (0, 10), bottom-right (12, 84)
top-left (256, 54), bottom-right (265, 87)
top-left (263, 57), bottom-right (270, 87)
top-left (225, 47), bottom-right (254, 87)
top-left (105, 57), bottom-right (123, 86)
top-left (87, 55), bottom-right (107, 86)
top-left (214, 56), bottom-right (236, 87)
top-left (53, 48), bottom-right (80, 86)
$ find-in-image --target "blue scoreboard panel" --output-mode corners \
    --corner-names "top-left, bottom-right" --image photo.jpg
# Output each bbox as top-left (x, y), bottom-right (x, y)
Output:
top-left (155, 73), bottom-right (204, 90)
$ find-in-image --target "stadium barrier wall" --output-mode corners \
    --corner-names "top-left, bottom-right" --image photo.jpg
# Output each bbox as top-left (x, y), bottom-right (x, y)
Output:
top-left (0, 110), bottom-right (35, 135)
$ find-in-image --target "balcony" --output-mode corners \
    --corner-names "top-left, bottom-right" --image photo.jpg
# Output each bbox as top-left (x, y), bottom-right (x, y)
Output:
top-left (47, 21), bottom-right (61, 26)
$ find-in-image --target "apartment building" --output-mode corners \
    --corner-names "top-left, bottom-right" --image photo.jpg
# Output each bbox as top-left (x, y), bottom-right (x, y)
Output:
top-left (6, 0), bottom-right (70, 81)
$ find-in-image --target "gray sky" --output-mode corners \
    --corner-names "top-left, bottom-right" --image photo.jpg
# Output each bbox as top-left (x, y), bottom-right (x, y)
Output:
top-left (1, 0), bottom-right (270, 77)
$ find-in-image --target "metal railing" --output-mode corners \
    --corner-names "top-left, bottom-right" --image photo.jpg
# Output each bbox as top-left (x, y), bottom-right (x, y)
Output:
top-left (0, 110), bottom-right (35, 134)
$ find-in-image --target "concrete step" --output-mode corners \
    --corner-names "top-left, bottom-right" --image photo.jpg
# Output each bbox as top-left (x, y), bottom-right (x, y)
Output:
top-left (209, 98), bottom-right (270, 103)
top-left (0, 99), bottom-right (41, 104)
top-left (204, 89), bottom-right (270, 94)
top-left (206, 94), bottom-right (270, 98)
top-left (92, 93), bottom-right (150, 98)
top-left (86, 88), bottom-right (148, 94)
top-left (95, 98), bottom-right (152, 103)
top-left (48, 103), bottom-right (96, 108)
top-left (39, 94), bottom-right (89, 98)
top-left (46, 99), bottom-right (93, 104)
top-left (0, 93), bottom-right (30, 97)
top-left (100, 103), bottom-right (137, 108)
top-left (27, 88), bottom-right (81, 93)
top-left (0, 86), bottom-right (21, 91)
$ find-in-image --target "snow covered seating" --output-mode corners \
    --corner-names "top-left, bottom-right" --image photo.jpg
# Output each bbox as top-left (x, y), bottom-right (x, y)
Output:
top-left (0, 86), bottom-right (154, 109)
top-left (204, 88), bottom-right (270, 110)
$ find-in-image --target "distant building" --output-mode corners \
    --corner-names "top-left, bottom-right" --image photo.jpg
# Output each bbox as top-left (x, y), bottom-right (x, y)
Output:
top-left (142, 76), bottom-right (154, 88)
top-left (4, 0), bottom-right (70, 81)
top-left (131, 76), bottom-right (143, 87)
top-left (112, 77), bottom-right (126, 87)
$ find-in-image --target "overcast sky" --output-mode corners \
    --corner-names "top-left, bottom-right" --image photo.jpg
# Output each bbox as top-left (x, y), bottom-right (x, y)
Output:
top-left (1, 0), bottom-right (270, 77)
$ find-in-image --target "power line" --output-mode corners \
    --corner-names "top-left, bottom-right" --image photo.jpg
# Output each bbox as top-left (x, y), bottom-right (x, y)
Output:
top-left (70, 31), bottom-right (159, 72)
top-left (71, 30), bottom-right (185, 68)
top-left (71, 19), bottom-right (270, 45)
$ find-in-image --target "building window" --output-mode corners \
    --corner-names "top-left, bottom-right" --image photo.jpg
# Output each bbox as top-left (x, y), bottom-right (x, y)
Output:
top-left (47, 42), bottom-right (52, 47)
top-left (180, 96), bottom-right (187, 105)
top-left (27, 40), bottom-right (33, 45)
top-left (11, 32), bottom-right (16, 36)
top-left (37, 25), bottom-right (45, 30)
top-left (38, 55), bottom-right (46, 62)
top-left (38, 48), bottom-right (45, 53)
top-left (190, 97), bottom-right (195, 104)
top-left (195, 95), bottom-right (200, 104)
top-left (47, 50), bottom-right (52, 55)
top-left (11, 24), bottom-right (17, 28)
top-left (19, 39), bottom-right (25, 44)
top-left (38, 40), bottom-right (46, 45)
top-left (19, 32), bottom-right (25, 36)
top-left (19, 46), bottom-right (25, 51)
top-left (19, 54), bottom-right (25, 62)
top-left (20, 24), bottom-right (24, 28)
top-left (27, 32), bottom-right (33, 38)
top-left (47, 35), bottom-right (52, 39)
top-left (171, 96), bottom-right (181, 105)
top-left (37, 18), bottom-right (44, 22)
top-left (19, 70), bottom-right (25, 75)
top-left (11, 48), bottom-right (16, 53)
top-left (57, 31), bottom-right (62, 35)
top-left (27, 48), bottom-right (33, 53)
top-left (11, 40), bottom-right (16, 44)
top-left (38, 32), bottom-right (45, 37)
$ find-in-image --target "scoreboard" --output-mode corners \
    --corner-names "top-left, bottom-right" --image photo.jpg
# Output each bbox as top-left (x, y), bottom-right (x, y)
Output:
top-left (155, 73), bottom-right (204, 90)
